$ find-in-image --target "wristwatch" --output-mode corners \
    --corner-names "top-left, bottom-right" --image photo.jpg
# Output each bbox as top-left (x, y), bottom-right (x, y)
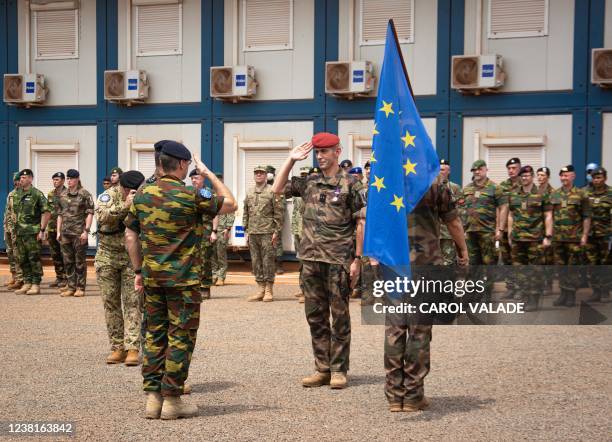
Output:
top-left (212, 229), bottom-right (218, 233)
top-left (134, 269), bottom-right (142, 274)
top-left (544, 235), bottom-right (552, 240)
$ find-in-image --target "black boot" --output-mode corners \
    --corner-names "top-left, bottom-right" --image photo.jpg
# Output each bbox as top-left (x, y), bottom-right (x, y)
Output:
top-left (524, 294), bottom-right (539, 312)
top-left (564, 291), bottom-right (576, 307)
top-left (553, 289), bottom-right (569, 306)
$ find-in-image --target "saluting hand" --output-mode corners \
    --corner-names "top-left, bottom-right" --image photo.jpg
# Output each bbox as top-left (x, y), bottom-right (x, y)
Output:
top-left (124, 190), bottom-right (136, 209)
top-left (290, 142), bottom-right (313, 161)
top-left (193, 154), bottom-right (211, 177)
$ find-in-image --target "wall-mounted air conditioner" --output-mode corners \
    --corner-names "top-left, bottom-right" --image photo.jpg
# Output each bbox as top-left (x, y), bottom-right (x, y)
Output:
top-left (3, 74), bottom-right (47, 106)
top-left (592, 49), bottom-right (612, 87)
top-left (451, 54), bottom-right (505, 94)
top-left (104, 70), bottom-right (149, 105)
top-left (325, 61), bottom-right (374, 98)
top-left (210, 65), bottom-right (257, 102)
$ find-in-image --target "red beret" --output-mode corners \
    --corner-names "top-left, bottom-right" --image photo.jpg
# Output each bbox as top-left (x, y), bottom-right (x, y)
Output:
top-left (311, 132), bottom-right (340, 148)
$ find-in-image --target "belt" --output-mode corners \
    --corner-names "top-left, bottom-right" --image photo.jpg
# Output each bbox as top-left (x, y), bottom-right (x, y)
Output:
top-left (98, 230), bottom-right (123, 235)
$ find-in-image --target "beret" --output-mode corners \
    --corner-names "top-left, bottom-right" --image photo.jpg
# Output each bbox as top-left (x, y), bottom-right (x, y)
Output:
top-left (439, 159), bottom-right (450, 166)
top-left (536, 167), bottom-right (550, 176)
top-left (339, 159), bottom-right (353, 168)
top-left (471, 159), bottom-right (487, 171)
top-left (266, 165), bottom-right (276, 173)
top-left (19, 169), bottom-right (33, 177)
top-left (309, 167), bottom-right (321, 175)
top-left (103, 175), bottom-right (111, 182)
top-left (189, 169), bottom-right (199, 177)
top-left (349, 167), bottom-right (363, 175)
top-left (154, 140), bottom-right (172, 152)
top-left (110, 167), bottom-right (123, 175)
top-left (215, 172), bottom-right (224, 179)
top-left (52, 172), bottom-right (65, 179)
top-left (66, 169), bottom-right (80, 178)
top-left (364, 161), bottom-right (371, 168)
top-left (519, 165), bottom-right (534, 175)
top-left (160, 141), bottom-right (191, 161)
top-left (253, 165), bottom-right (267, 173)
top-left (120, 170), bottom-right (145, 190)
top-left (591, 166), bottom-right (607, 176)
top-left (312, 132), bottom-right (340, 149)
top-left (13, 172), bottom-right (20, 182)
top-left (506, 157), bottom-right (521, 167)
top-left (559, 165), bottom-right (575, 175)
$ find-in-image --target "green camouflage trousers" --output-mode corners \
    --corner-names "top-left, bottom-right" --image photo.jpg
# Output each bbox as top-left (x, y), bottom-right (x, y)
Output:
top-left (585, 237), bottom-right (611, 293)
top-left (212, 236), bottom-right (229, 280)
top-left (248, 233), bottom-right (276, 283)
top-left (440, 239), bottom-right (456, 266)
top-left (276, 234), bottom-right (283, 257)
top-left (200, 242), bottom-right (213, 288)
top-left (142, 286), bottom-right (201, 396)
top-left (301, 261), bottom-right (351, 373)
top-left (500, 232), bottom-right (516, 290)
top-left (47, 229), bottom-right (65, 282)
top-left (510, 241), bottom-right (544, 296)
top-left (60, 235), bottom-right (88, 290)
top-left (15, 233), bottom-right (43, 284)
top-left (5, 229), bottom-right (23, 281)
top-left (384, 324), bottom-right (432, 404)
top-left (542, 243), bottom-right (555, 289)
top-left (360, 257), bottom-right (380, 301)
top-left (294, 235), bottom-right (304, 293)
top-left (95, 247), bottom-right (142, 351)
top-left (467, 232), bottom-right (496, 265)
top-left (553, 242), bottom-right (584, 292)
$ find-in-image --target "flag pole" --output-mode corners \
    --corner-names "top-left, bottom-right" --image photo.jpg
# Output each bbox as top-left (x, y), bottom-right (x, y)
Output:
top-left (388, 19), bottom-right (415, 99)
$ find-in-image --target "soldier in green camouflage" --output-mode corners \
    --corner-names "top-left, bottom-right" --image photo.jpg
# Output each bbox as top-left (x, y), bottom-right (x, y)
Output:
top-left (243, 165), bottom-right (283, 302)
top-left (189, 169), bottom-right (215, 299)
top-left (124, 141), bottom-right (236, 419)
top-left (438, 159), bottom-right (462, 265)
top-left (47, 172), bottom-right (67, 288)
top-left (507, 166), bottom-right (553, 311)
top-left (212, 195), bottom-right (235, 286)
top-left (290, 167), bottom-right (310, 302)
top-left (57, 169), bottom-right (94, 298)
top-left (266, 165), bottom-right (286, 275)
top-left (584, 167), bottom-right (611, 303)
top-left (95, 169), bottom-right (143, 366)
top-left (536, 167), bottom-right (555, 292)
top-left (13, 169), bottom-right (50, 295)
top-left (4, 173), bottom-right (23, 289)
top-left (273, 132), bottom-right (365, 390)
top-left (550, 165), bottom-right (591, 307)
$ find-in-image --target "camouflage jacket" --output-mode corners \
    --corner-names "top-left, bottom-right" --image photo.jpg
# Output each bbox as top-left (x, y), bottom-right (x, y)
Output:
top-left (291, 196), bottom-right (304, 236)
top-left (288, 172), bottom-right (365, 265)
top-left (47, 185), bottom-right (67, 232)
top-left (538, 183), bottom-right (554, 196)
top-left (95, 185), bottom-right (129, 254)
top-left (498, 177), bottom-right (521, 206)
top-left (187, 185), bottom-right (215, 247)
top-left (14, 186), bottom-right (49, 235)
top-left (462, 178), bottom-right (502, 233)
top-left (586, 185), bottom-right (612, 238)
top-left (242, 184), bottom-right (283, 235)
top-left (3, 188), bottom-right (18, 232)
top-left (508, 185), bottom-right (552, 242)
top-left (409, 176), bottom-right (458, 266)
top-left (217, 212), bottom-right (235, 231)
top-left (58, 186), bottom-right (94, 236)
top-left (440, 181), bottom-right (461, 239)
top-left (550, 186), bottom-right (591, 242)
top-left (125, 176), bottom-right (222, 288)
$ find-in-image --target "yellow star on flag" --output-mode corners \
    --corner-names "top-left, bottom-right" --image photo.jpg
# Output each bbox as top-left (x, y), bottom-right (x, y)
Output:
top-left (401, 130), bottom-right (416, 148)
top-left (390, 194), bottom-right (405, 212)
top-left (379, 101), bottom-right (394, 118)
top-left (371, 176), bottom-right (386, 192)
top-left (403, 159), bottom-right (417, 175)
top-left (369, 151), bottom-right (377, 163)
top-left (372, 123), bottom-right (379, 136)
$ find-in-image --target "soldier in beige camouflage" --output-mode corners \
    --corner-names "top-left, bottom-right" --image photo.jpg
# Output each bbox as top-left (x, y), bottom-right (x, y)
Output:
top-left (243, 165), bottom-right (283, 302)
top-left (47, 172), bottom-right (67, 288)
top-left (536, 167), bottom-right (555, 292)
top-left (57, 169), bottom-right (94, 297)
top-left (291, 167), bottom-right (310, 302)
top-left (95, 168), bottom-right (143, 366)
top-left (267, 165), bottom-right (286, 275)
top-left (3, 173), bottom-right (23, 289)
top-left (438, 159), bottom-right (462, 265)
top-left (189, 169), bottom-right (215, 299)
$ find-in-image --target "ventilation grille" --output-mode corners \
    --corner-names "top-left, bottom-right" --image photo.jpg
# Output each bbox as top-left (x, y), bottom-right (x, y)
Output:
top-left (452, 57), bottom-right (479, 88)
top-left (326, 62), bottom-right (351, 93)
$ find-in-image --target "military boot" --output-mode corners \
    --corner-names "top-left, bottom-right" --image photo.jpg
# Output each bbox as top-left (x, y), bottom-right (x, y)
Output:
top-left (330, 372), bottom-right (348, 389)
top-left (216, 279), bottom-right (225, 286)
top-left (302, 371), bottom-right (331, 387)
top-left (57, 279), bottom-right (67, 288)
top-left (403, 397), bottom-right (430, 412)
top-left (183, 383), bottom-right (192, 395)
top-left (145, 392), bottom-right (163, 419)
top-left (48, 279), bottom-right (63, 288)
top-left (7, 280), bottom-right (23, 290)
top-left (15, 284), bottom-right (32, 295)
top-left (60, 288), bottom-right (75, 297)
top-left (25, 284), bottom-right (41, 295)
top-left (125, 350), bottom-right (140, 366)
top-left (106, 350), bottom-right (127, 364)
top-left (201, 288), bottom-right (211, 300)
top-left (564, 291), bottom-right (576, 307)
top-left (263, 283), bottom-right (274, 302)
top-left (524, 294), bottom-right (539, 312)
top-left (73, 288), bottom-right (85, 297)
top-left (247, 283), bottom-right (266, 302)
top-left (160, 396), bottom-right (198, 420)
top-left (553, 289), bottom-right (569, 306)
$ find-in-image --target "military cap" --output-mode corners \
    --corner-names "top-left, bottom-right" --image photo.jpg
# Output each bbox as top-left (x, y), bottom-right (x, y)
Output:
top-left (120, 170), bottom-right (145, 190)
top-left (299, 166), bottom-right (310, 175)
top-left (253, 165), bottom-right (267, 173)
top-left (110, 167), bottom-right (123, 175)
top-left (13, 172), bottom-right (20, 182)
top-left (66, 169), bottom-right (80, 178)
top-left (439, 159), bottom-right (450, 166)
top-left (470, 159), bottom-right (487, 171)
top-left (349, 166), bottom-right (363, 175)
top-left (52, 172), bottom-right (65, 179)
top-left (559, 165), bottom-right (575, 175)
top-left (536, 166), bottom-right (550, 177)
top-left (312, 132), bottom-right (340, 149)
top-left (102, 175), bottom-right (111, 182)
top-left (154, 140), bottom-right (171, 152)
top-left (519, 165), bottom-right (534, 175)
top-left (266, 165), bottom-right (276, 174)
top-left (309, 167), bottom-right (321, 175)
top-left (189, 169), bottom-right (199, 178)
top-left (19, 169), bottom-right (33, 177)
top-left (591, 166), bottom-right (607, 177)
top-left (586, 163), bottom-right (599, 173)
top-left (160, 141), bottom-right (191, 161)
top-left (506, 157), bottom-right (521, 167)
top-left (364, 161), bottom-right (371, 169)
top-left (339, 159), bottom-right (353, 169)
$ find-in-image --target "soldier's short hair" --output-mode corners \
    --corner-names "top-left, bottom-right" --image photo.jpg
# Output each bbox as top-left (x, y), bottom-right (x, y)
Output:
top-left (159, 153), bottom-right (181, 173)
top-left (591, 166), bottom-right (607, 178)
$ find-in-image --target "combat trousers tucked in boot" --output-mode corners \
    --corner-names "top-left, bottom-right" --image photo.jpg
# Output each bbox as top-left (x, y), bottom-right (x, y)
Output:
top-left (263, 283), bottom-right (274, 302)
top-left (248, 283), bottom-right (266, 302)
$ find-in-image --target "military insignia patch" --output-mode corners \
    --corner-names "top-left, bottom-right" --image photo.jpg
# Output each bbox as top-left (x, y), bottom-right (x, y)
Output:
top-left (199, 188), bottom-right (212, 199)
top-left (98, 194), bottom-right (111, 203)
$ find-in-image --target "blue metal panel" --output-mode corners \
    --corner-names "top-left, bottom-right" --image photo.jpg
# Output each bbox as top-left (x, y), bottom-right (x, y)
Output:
top-left (587, 108), bottom-right (603, 166)
top-left (0, 0), bottom-right (8, 121)
top-left (572, 109), bottom-right (588, 186)
top-left (436, 112), bottom-right (450, 162)
top-left (107, 0), bottom-right (118, 71)
top-left (201, 119), bottom-right (213, 171)
top-left (97, 120), bottom-right (108, 196)
top-left (212, 0), bottom-right (224, 66)
top-left (0, 122), bottom-right (7, 249)
top-left (449, 112), bottom-right (463, 185)
top-left (212, 117), bottom-right (223, 173)
top-left (437, 0), bottom-right (452, 106)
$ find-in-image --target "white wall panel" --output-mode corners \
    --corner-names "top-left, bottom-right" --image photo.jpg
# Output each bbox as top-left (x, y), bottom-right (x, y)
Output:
top-left (601, 113), bottom-right (612, 169)
top-left (605, 0), bottom-right (612, 47)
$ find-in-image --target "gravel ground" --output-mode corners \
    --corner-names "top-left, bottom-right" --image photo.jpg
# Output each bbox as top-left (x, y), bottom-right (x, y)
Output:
top-left (0, 272), bottom-right (610, 441)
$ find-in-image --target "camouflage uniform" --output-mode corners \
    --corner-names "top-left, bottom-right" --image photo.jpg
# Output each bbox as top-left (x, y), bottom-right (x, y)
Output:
top-left (14, 186), bottom-right (49, 284)
top-left (499, 178), bottom-right (521, 289)
top-left (276, 195), bottom-right (287, 263)
top-left (538, 183), bottom-right (555, 289)
top-left (243, 184), bottom-right (283, 284)
top-left (385, 177), bottom-right (457, 406)
top-left (125, 176), bottom-right (222, 396)
top-left (95, 185), bottom-right (142, 351)
top-left (58, 187), bottom-right (94, 291)
top-left (291, 196), bottom-right (304, 252)
top-left (4, 187), bottom-right (23, 283)
top-left (47, 185), bottom-right (67, 284)
top-left (200, 212), bottom-right (214, 289)
top-left (585, 184), bottom-right (612, 299)
top-left (287, 172), bottom-right (365, 373)
top-left (550, 186), bottom-right (591, 293)
top-left (462, 178), bottom-right (501, 265)
top-left (439, 181), bottom-right (461, 265)
top-left (212, 212), bottom-right (235, 281)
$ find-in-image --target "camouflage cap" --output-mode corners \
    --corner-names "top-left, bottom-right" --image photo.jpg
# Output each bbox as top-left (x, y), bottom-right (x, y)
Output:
top-left (254, 165), bottom-right (267, 173)
top-left (299, 166), bottom-right (310, 175)
top-left (471, 159), bottom-right (487, 171)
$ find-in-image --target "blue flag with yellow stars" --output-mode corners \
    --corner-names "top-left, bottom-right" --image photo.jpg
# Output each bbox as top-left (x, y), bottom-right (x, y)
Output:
top-left (363, 21), bottom-right (440, 266)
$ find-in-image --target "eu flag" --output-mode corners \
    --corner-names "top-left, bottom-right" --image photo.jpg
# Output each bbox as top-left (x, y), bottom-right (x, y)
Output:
top-left (363, 20), bottom-right (440, 266)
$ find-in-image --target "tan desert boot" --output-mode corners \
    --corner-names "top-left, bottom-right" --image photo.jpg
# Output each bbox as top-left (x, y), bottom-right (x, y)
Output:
top-left (183, 383), bottom-right (192, 395)
top-left (124, 350), bottom-right (140, 366)
top-left (7, 280), bottom-right (23, 290)
top-left (389, 402), bottom-right (403, 412)
top-left (73, 288), bottom-right (85, 297)
top-left (302, 372), bottom-right (331, 388)
top-left (60, 289), bottom-right (75, 297)
top-left (262, 283), bottom-right (274, 302)
top-left (298, 295), bottom-right (305, 304)
top-left (145, 392), bottom-right (163, 419)
top-left (25, 284), bottom-right (41, 295)
top-left (247, 283), bottom-right (266, 302)
top-left (160, 396), bottom-right (198, 420)
top-left (403, 397), bottom-right (430, 412)
top-left (330, 372), bottom-right (348, 389)
top-left (15, 284), bottom-right (32, 295)
top-left (216, 279), bottom-right (225, 286)
top-left (106, 350), bottom-right (127, 364)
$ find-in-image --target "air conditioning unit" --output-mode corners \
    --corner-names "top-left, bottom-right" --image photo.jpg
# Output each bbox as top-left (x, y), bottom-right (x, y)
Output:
top-left (451, 54), bottom-right (505, 93)
top-left (104, 70), bottom-right (149, 104)
top-left (3, 74), bottom-right (46, 106)
top-left (210, 65), bottom-right (257, 102)
top-left (325, 61), bottom-right (374, 97)
top-left (592, 49), bottom-right (612, 86)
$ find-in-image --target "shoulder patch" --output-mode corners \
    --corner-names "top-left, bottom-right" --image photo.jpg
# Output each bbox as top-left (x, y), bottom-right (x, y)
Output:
top-left (98, 193), bottom-right (111, 203)
top-left (199, 188), bottom-right (212, 199)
